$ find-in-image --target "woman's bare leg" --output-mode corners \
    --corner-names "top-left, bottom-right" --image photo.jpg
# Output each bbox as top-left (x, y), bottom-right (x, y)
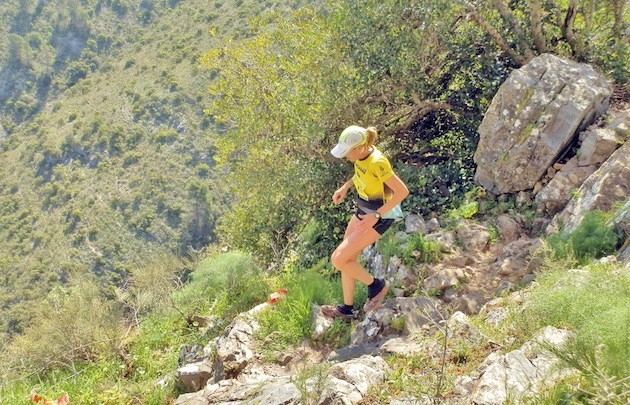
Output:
top-left (332, 217), bottom-right (380, 305)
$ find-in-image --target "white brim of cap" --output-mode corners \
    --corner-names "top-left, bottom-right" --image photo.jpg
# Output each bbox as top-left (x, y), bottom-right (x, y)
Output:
top-left (331, 143), bottom-right (351, 158)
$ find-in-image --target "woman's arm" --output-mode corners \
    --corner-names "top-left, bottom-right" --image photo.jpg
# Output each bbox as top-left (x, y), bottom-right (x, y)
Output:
top-left (332, 177), bottom-right (354, 205)
top-left (376, 174), bottom-right (409, 217)
top-left (355, 173), bottom-right (408, 232)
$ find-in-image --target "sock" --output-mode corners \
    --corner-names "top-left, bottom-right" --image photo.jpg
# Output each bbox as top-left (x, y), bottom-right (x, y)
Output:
top-left (367, 278), bottom-right (384, 299)
top-left (337, 304), bottom-right (354, 315)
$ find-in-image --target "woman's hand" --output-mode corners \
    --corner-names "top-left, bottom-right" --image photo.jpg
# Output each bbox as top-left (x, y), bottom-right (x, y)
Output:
top-left (356, 213), bottom-right (379, 233)
top-left (332, 187), bottom-right (347, 205)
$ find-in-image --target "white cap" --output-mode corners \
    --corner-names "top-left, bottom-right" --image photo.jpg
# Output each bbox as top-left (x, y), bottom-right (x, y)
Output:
top-left (330, 126), bottom-right (367, 158)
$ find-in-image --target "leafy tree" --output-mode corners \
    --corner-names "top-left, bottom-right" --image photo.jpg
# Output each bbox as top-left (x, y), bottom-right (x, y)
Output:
top-left (200, 8), bottom-right (355, 266)
top-left (463, 0), bottom-right (628, 83)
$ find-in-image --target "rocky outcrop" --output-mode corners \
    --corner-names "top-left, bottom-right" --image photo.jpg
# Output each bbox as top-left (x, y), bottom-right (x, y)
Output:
top-left (452, 326), bottom-right (573, 405)
top-left (534, 157), bottom-right (597, 214)
top-left (474, 53), bottom-right (612, 195)
top-left (311, 304), bottom-right (335, 341)
top-left (212, 303), bottom-right (267, 381)
top-left (174, 355), bottom-right (389, 405)
top-left (535, 110), bottom-right (628, 214)
top-left (175, 362), bottom-right (214, 394)
top-left (613, 201), bottom-right (630, 262)
top-left (549, 140), bottom-right (630, 235)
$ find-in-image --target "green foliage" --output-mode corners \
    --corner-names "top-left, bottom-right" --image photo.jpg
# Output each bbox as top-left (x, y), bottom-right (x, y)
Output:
top-left (256, 265), bottom-right (341, 349)
top-left (124, 253), bottom-right (189, 317)
top-left (201, 7), bottom-right (356, 266)
top-left (525, 263), bottom-right (630, 400)
top-left (449, 201), bottom-right (479, 221)
top-left (377, 226), bottom-right (442, 268)
top-left (177, 251), bottom-right (268, 319)
top-left (293, 363), bottom-right (332, 405)
top-left (0, 250), bottom-right (268, 405)
top-left (547, 211), bottom-right (622, 264)
top-left (4, 275), bottom-right (123, 375)
top-left (395, 115), bottom-right (479, 217)
top-left (404, 233), bottom-right (443, 265)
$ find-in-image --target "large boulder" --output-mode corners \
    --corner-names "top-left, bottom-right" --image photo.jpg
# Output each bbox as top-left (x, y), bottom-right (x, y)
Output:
top-left (549, 141), bottom-right (630, 234)
top-left (474, 54), bottom-right (612, 195)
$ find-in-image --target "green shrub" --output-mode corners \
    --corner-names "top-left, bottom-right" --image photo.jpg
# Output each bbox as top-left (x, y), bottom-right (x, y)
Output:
top-left (5, 276), bottom-right (123, 374)
top-left (256, 266), bottom-right (342, 349)
top-left (403, 233), bottom-right (442, 266)
top-left (547, 211), bottom-right (622, 264)
top-left (378, 229), bottom-right (442, 268)
top-left (448, 200), bottom-right (479, 220)
top-left (126, 253), bottom-right (188, 316)
top-left (525, 263), bottom-right (630, 401)
top-left (375, 223), bottom-right (406, 265)
top-left (175, 251), bottom-right (267, 319)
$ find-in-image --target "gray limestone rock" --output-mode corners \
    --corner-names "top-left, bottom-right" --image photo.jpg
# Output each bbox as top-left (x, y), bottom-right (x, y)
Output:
top-left (577, 127), bottom-right (624, 167)
top-left (495, 215), bottom-right (522, 244)
top-left (535, 156), bottom-right (598, 214)
top-left (456, 223), bottom-right (491, 252)
top-left (175, 361), bottom-right (214, 393)
top-left (212, 303), bottom-right (267, 381)
top-left (474, 54), bottom-right (611, 195)
top-left (550, 141), bottom-right (629, 235)
top-left (465, 327), bottom-right (572, 405)
top-left (405, 214), bottom-right (427, 234)
top-left (426, 218), bottom-right (441, 232)
top-left (311, 304), bottom-right (335, 341)
top-left (328, 355), bottom-right (389, 396)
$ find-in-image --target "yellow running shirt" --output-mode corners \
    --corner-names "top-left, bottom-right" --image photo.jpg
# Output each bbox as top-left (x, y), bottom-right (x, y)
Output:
top-left (352, 147), bottom-right (394, 201)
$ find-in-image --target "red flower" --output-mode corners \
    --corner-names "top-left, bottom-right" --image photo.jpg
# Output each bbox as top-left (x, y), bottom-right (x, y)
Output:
top-left (57, 394), bottom-right (70, 405)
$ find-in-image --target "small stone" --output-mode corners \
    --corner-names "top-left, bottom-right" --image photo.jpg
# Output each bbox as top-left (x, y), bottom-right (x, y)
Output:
top-left (498, 258), bottom-right (514, 276)
top-left (521, 274), bottom-right (536, 285)
top-left (393, 287), bottom-right (406, 297)
top-left (426, 218), bottom-right (440, 232)
top-left (276, 352), bottom-right (293, 366)
top-left (516, 191), bottom-right (531, 207)
top-left (405, 214), bottom-right (427, 234)
top-left (442, 288), bottom-right (458, 303)
top-left (553, 163), bottom-right (565, 171)
top-left (496, 280), bottom-right (515, 294)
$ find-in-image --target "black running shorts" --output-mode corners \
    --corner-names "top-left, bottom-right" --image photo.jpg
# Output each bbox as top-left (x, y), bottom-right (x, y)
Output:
top-left (355, 197), bottom-right (395, 235)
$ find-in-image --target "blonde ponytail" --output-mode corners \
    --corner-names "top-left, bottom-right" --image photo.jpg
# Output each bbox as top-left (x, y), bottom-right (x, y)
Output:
top-left (366, 126), bottom-right (377, 147)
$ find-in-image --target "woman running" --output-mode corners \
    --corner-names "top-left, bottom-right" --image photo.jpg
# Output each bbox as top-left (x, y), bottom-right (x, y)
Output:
top-left (322, 125), bottom-right (409, 320)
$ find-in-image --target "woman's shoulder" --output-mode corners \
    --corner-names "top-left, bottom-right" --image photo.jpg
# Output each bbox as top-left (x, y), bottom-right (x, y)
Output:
top-left (371, 147), bottom-right (391, 162)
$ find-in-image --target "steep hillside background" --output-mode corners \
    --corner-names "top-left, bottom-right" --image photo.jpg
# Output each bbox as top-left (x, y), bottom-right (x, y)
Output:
top-left (0, 0), bottom-right (308, 336)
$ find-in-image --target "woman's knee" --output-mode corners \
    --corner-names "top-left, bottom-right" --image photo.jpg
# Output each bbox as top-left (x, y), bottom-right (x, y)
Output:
top-left (331, 249), bottom-right (348, 270)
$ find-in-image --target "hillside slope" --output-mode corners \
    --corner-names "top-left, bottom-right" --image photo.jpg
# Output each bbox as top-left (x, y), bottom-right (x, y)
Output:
top-left (0, 0), bottom-right (303, 336)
